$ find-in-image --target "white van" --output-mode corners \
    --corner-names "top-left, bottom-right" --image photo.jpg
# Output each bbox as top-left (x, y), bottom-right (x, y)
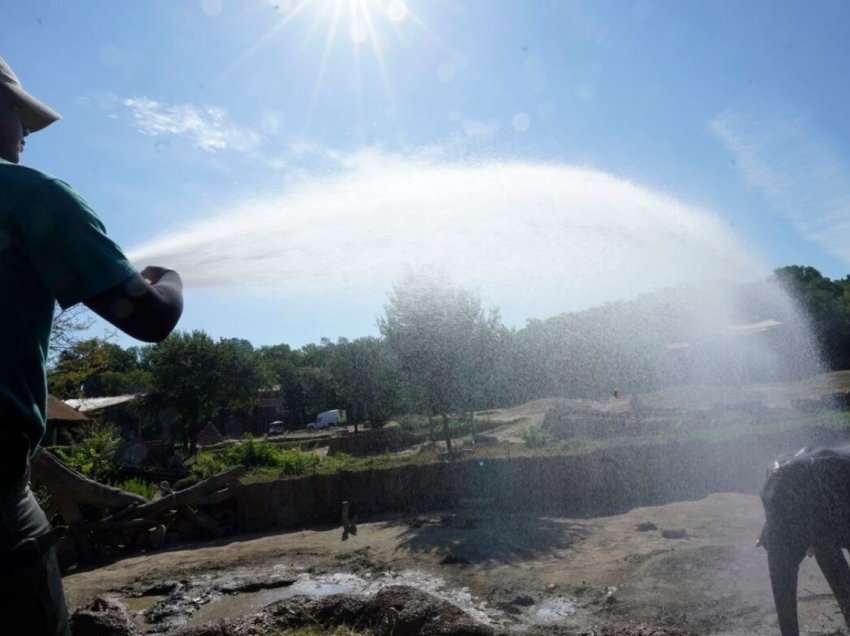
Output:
top-left (306, 409), bottom-right (347, 430)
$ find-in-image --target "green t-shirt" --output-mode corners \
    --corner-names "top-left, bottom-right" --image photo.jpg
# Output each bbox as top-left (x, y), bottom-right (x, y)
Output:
top-left (0, 159), bottom-right (136, 450)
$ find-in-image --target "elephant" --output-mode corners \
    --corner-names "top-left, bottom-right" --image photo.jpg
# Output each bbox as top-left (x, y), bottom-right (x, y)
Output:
top-left (759, 446), bottom-right (850, 636)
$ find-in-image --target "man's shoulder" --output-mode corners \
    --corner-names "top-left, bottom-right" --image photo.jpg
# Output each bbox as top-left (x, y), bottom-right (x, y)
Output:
top-left (0, 163), bottom-right (87, 216)
top-left (0, 161), bottom-right (56, 185)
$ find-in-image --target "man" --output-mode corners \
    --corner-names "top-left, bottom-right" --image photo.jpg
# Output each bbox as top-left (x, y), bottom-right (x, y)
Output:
top-left (0, 57), bottom-right (184, 634)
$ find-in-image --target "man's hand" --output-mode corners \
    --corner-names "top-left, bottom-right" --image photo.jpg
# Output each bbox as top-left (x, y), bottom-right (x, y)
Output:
top-left (140, 265), bottom-right (177, 285)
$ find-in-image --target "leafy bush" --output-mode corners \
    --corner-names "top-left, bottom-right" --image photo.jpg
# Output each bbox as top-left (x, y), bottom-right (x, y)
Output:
top-left (277, 448), bottom-right (322, 476)
top-left (110, 477), bottom-right (158, 499)
top-left (189, 451), bottom-right (226, 480)
top-left (220, 435), bottom-right (282, 469)
top-left (191, 436), bottom-right (323, 479)
top-left (53, 422), bottom-right (122, 480)
top-left (395, 414), bottom-right (431, 432)
top-left (521, 426), bottom-right (547, 448)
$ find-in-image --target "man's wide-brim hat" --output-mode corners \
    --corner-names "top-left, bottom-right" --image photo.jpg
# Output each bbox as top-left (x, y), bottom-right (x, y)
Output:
top-left (0, 57), bottom-right (60, 132)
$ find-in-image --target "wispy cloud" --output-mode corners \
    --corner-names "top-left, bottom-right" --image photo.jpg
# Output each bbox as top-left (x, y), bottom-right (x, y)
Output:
top-left (710, 110), bottom-right (850, 266)
top-left (121, 97), bottom-right (261, 153)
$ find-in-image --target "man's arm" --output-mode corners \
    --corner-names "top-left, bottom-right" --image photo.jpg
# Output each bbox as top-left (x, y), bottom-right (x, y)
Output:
top-left (84, 266), bottom-right (183, 343)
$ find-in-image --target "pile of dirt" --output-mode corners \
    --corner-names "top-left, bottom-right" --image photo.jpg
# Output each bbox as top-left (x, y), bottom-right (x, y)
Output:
top-left (71, 587), bottom-right (704, 636)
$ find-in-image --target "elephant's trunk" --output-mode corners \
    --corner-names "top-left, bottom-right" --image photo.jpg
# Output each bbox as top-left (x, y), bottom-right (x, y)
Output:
top-left (768, 548), bottom-right (801, 636)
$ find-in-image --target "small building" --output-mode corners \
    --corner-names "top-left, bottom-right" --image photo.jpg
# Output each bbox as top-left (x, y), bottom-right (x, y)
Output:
top-left (64, 394), bottom-right (144, 439)
top-left (45, 394), bottom-right (89, 446)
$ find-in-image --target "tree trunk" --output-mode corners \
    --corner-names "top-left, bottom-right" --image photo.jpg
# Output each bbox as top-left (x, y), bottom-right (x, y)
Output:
top-left (31, 450), bottom-right (146, 509)
top-left (441, 413), bottom-right (453, 455)
top-left (31, 449), bottom-right (147, 562)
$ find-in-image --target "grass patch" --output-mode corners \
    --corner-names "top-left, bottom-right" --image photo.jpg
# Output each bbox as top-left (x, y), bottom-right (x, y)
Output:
top-left (191, 436), bottom-right (414, 483)
top-left (109, 477), bottom-right (159, 499)
top-left (192, 406), bottom-right (850, 486)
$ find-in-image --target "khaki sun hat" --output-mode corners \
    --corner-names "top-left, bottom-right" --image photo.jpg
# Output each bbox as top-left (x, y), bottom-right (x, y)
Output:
top-left (0, 57), bottom-right (61, 132)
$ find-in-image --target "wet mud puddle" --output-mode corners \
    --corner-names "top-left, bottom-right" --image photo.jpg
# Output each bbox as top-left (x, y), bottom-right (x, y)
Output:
top-left (122, 563), bottom-right (589, 633)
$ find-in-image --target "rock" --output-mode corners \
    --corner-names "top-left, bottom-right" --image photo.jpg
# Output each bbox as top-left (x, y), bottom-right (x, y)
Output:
top-left (510, 595), bottom-right (534, 606)
top-left (440, 553), bottom-right (471, 565)
top-left (70, 597), bottom-right (138, 636)
top-left (635, 522), bottom-right (658, 532)
top-left (661, 529), bottom-right (688, 539)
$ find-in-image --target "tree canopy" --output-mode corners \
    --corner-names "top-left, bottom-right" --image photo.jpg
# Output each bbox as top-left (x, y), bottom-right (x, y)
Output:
top-left (142, 331), bottom-right (268, 453)
top-left (47, 265), bottom-right (850, 447)
top-left (379, 272), bottom-right (507, 452)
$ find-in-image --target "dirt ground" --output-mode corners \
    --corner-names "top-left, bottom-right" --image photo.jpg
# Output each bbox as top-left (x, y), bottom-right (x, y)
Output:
top-left (64, 376), bottom-right (850, 634)
top-left (62, 491), bottom-right (846, 635)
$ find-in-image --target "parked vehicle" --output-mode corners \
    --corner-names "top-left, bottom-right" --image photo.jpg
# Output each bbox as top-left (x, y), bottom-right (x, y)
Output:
top-left (268, 421), bottom-right (285, 435)
top-left (306, 409), bottom-right (347, 430)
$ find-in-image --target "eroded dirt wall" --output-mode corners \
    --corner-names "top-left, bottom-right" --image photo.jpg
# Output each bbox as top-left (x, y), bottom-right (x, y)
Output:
top-left (236, 426), bottom-right (848, 533)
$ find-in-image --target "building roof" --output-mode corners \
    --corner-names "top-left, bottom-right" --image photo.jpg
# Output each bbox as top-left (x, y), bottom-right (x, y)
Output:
top-left (47, 395), bottom-right (88, 422)
top-left (63, 394), bottom-right (141, 413)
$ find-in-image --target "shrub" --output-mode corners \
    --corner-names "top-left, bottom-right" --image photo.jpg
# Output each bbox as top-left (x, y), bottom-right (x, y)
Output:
top-left (53, 422), bottom-right (122, 480)
top-left (278, 448), bottom-right (322, 476)
top-left (220, 435), bottom-right (281, 469)
top-left (521, 426), bottom-right (547, 448)
top-left (189, 451), bottom-right (226, 480)
top-left (395, 414), bottom-right (431, 432)
top-left (110, 477), bottom-right (158, 499)
top-left (191, 437), bottom-right (324, 479)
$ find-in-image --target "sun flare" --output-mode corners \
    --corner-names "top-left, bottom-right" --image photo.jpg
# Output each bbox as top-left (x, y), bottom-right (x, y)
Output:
top-left (223, 0), bottom-right (431, 134)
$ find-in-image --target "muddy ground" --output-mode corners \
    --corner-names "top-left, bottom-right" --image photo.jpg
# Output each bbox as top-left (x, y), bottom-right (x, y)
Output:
top-left (62, 492), bottom-right (845, 635)
top-left (64, 376), bottom-right (850, 635)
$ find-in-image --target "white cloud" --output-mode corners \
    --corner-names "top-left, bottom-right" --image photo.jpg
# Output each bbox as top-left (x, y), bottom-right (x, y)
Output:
top-left (711, 110), bottom-right (850, 267)
top-left (121, 97), bottom-right (262, 153)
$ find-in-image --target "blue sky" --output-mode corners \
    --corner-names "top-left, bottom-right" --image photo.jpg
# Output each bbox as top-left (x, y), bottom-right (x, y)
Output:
top-left (4, 1), bottom-right (850, 349)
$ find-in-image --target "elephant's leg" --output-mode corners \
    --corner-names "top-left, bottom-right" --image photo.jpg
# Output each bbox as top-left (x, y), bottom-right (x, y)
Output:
top-left (814, 545), bottom-right (850, 627)
top-left (768, 546), bottom-right (805, 636)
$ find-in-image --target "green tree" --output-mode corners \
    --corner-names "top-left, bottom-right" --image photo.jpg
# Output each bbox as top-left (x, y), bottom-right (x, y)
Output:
top-left (257, 343), bottom-right (309, 425)
top-left (49, 339), bottom-right (151, 398)
top-left (330, 336), bottom-right (401, 430)
top-left (144, 331), bottom-right (267, 453)
top-left (379, 272), bottom-right (504, 454)
top-left (48, 337), bottom-right (113, 398)
top-left (774, 266), bottom-right (850, 370)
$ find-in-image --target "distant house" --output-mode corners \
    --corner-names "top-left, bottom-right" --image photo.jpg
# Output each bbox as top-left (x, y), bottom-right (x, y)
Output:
top-left (64, 394), bottom-right (144, 439)
top-left (45, 394), bottom-right (88, 445)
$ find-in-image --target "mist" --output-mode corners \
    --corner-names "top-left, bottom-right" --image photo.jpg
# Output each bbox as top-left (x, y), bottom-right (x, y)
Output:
top-left (127, 153), bottom-right (767, 327)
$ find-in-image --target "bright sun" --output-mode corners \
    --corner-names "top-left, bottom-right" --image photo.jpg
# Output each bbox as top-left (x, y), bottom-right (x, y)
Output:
top-left (224, 0), bottom-right (431, 127)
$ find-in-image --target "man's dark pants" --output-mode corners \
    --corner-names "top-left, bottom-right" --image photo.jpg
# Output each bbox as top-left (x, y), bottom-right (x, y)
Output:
top-left (0, 431), bottom-right (70, 635)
